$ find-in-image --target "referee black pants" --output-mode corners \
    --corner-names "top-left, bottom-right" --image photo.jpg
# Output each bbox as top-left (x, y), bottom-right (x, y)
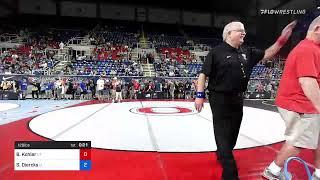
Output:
top-left (209, 92), bottom-right (243, 180)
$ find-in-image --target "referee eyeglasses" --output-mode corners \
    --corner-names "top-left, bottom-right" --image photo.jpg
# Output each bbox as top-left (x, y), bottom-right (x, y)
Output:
top-left (230, 29), bottom-right (246, 34)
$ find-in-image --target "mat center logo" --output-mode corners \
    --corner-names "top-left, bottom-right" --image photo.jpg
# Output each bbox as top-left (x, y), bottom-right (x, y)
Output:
top-left (130, 107), bottom-right (197, 116)
top-left (29, 102), bottom-right (286, 152)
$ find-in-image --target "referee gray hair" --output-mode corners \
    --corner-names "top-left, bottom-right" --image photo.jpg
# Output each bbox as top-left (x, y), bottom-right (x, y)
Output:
top-left (308, 15), bottom-right (320, 31)
top-left (222, 21), bottom-right (243, 41)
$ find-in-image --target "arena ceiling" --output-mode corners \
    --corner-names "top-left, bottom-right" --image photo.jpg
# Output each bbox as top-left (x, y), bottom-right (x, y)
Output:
top-left (103, 0), bottom-right (254, 13)
top-left (106, 0), bottom-right (254, 14)
top-left (64, 0), bottom-right (294, 16)
top-left (51, 0), bottom-right (257, 15)
top-left (0, 0), bottom-right (296, 17)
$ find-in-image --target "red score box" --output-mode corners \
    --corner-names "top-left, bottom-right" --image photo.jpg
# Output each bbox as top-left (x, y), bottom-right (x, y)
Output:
top-left (80, 149), bottom-right (91, 160)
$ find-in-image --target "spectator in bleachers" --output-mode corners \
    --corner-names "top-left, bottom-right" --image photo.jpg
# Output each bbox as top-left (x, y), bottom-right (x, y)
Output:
top-left (1, 79), bottom-right (12, 91)
top-left (87, 79), bottom-right (96, 99)
top-left (146, 81), bottom-right (155, 99)
top-left (79, 80), bottom-right (88, 100)
top-left (168, 80), bottom-right (175, 99)
top-left (54, 78), bottom-right (62, 100)
top-left (30, 79), bottom-right (40, 99)
top-left (20, 78), bottom-right (28, 99)
top-left (96, 76), bottom-right (105, 100)
top-left (45, 79), bottom-right (54, 99)
top-left (114, 77), bottom-right (122, 103)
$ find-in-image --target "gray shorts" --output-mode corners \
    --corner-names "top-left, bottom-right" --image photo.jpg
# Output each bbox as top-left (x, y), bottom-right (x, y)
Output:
top-left (278, 107), bottom-right (320, 149)
top-left (97, 90), bottom-right (104, 95)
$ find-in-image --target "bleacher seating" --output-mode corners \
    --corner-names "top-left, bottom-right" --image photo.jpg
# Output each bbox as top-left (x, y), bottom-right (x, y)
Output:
top-left (71, 60), bottom-right (143, 76)
top-left (250, 64), bottom-right (282, 79)
top-left (0, 21), bottom-right (283, 80)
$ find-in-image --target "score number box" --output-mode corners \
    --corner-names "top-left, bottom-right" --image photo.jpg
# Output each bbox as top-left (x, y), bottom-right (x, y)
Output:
top-left (14, 141), bottom-right (91, 171)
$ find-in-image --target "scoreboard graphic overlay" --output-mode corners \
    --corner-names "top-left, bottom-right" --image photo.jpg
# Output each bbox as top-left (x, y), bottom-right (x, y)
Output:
top-left (14, 141), bottom-right (91, 171)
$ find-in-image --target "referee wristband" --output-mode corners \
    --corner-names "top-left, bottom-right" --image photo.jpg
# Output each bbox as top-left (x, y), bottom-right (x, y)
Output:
top-left (196, 92), bottom-right (205, 98)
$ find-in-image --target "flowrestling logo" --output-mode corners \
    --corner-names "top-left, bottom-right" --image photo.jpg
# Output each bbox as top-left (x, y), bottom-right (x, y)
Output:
top-left (260, 9), bottom-right (306, 15)
top-left (130, 107), bottom-right (198, 116)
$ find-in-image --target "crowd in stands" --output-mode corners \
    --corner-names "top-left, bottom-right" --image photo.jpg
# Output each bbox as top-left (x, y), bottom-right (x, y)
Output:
top-left (0, 74), bottom-right (279, 100)
top-left (69, 59), bottom-right (144, 76)
top-left (154, 60), bottom-right (201, 77)
top-left (0, 45), bottom-right (59, 75)
top-left (0, 22), bottom-right (286, 100)
top-left (246, 79), bottom-right (278, 99)
top-left (250, 64), bottom-right (283, 79)
top-left (149, 34), bottom-right (187, 49)
top-left (0, 26), bottom-right (84, 76)
top-left (94, 44), bottom-right (132, 61)
top-left (0, 76), bottom-right (195, 100)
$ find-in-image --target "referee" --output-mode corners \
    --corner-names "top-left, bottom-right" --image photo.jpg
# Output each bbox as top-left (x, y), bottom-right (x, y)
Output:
top-left (194, 21), bottom-right (296, 180)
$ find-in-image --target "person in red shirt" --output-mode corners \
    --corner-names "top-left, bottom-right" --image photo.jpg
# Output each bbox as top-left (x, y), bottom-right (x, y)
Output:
top-left (263, 16), bottom-right (320, 179)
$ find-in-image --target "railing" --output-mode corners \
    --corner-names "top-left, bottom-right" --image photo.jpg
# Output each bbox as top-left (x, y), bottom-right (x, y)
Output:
top-left (67, 37), bottom-right (90, 46)
top-left (0, 34), bottom-right (19, 42)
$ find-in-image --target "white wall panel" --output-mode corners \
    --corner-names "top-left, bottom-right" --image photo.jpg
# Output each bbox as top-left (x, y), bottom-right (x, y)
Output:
top-left (149, 8), bottom-right (180, 24)
top-left (19, 0), bottom-right (56, 15)
top-left (183, 12), bottom-right (211, 27)
top-left (100, 4), bottom-right (135, 21)
top-left (61, 1), bottom-right (96, 18)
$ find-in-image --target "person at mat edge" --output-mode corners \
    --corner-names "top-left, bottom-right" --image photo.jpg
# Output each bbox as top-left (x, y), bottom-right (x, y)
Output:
top-left (194, 20), bottom-right (296, 180)
top-left (263, 16), bottom-right (320, 180)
